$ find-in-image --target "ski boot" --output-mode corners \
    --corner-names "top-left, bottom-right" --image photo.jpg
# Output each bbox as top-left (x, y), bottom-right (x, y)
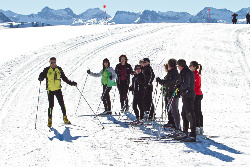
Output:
top-left (48, 118), bottom-right (52, 127)
top-left (63, 115), bottom-right (71, 124)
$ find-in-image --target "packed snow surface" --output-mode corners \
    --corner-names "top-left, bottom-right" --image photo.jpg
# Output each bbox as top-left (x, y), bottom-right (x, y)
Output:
top-left (0, 23), bottom-right (249, 166)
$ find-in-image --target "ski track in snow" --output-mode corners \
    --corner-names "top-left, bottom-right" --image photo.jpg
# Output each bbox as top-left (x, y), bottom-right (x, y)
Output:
top-left (0, 23), bottom-right (249, 166)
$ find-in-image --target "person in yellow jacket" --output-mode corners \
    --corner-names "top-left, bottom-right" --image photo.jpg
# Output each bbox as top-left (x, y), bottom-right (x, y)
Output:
top-left (38, 57), bottom-right (77, 127)
top-left (87, 58), bottom-right (117, 115)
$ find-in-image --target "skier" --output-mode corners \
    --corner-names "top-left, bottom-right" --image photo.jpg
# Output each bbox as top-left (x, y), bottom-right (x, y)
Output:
top-left (139, 59), bottom-right (144, 68)
top-left (87, 58), bottom-right (117, 115)
top-left (142, 58), bottom-right (155, 120)
top-left (115, 55), bottom-right (133, 112)
top-left (156, 59), bottom-right (181, 131)
top-left (38, 57), bottom-right (77, 127)
top-left (246, 12), bottom-right (250, 24)
top-left (176, 59), bottom-right (196, 142)
top-left (129, 65), bottom-right (145, 125)
top-left (232, 12), bottom-right (238, 24)
top-left (189, 61), bottom-right (203, 135)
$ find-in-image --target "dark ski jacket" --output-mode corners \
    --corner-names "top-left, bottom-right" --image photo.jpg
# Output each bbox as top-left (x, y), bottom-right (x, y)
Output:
top-left (131, 72), bottom-right (145, 96)
top-left (38, 66), bottom-right (75, 91)
top-left (115, 63), bottom-right (133, 85)
top-left (232, 14), bottom-right (238, 20)
top-left (142, 64), bottom-right (155, 88)
top-left (179, 66), bottom-right (196, 98)
top-left (246, 14), bottom-right (250, 20)
top-left (160, 67), bottom-right (181, 98)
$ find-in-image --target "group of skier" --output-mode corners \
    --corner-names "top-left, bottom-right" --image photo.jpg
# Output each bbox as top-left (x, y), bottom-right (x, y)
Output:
top-left (38, 56), bottom-right (203, 142)
top-left (232, 12), bottom-right (250, 24)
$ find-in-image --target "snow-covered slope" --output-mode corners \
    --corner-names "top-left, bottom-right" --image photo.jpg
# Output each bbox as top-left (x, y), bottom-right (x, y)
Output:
top-left (0, 23), bottom-right (249, 166)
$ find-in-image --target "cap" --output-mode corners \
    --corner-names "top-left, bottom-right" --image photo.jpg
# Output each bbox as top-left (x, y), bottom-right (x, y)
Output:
top-left (143, 58), bottom-right (150, 63)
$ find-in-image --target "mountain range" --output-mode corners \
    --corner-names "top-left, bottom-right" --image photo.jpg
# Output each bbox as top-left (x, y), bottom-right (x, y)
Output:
top-left (1, 6), bottom-right (250, 26)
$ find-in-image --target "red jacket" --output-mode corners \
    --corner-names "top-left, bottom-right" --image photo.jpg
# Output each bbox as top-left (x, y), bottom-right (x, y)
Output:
top-left (193, 70), bottom-right (203, 95)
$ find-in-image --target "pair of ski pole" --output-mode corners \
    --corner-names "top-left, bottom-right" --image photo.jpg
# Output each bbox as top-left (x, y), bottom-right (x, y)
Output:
top-left (35, 74), bottom-right (105, 130)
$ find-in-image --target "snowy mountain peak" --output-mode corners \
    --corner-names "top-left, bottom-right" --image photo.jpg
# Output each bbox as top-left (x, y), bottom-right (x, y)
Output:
top-left (0, 12), bottom-right (12, 22)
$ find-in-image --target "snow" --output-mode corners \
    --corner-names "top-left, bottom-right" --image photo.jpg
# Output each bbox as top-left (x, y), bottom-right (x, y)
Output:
top-left (0, 23), bottom-right (250, 166)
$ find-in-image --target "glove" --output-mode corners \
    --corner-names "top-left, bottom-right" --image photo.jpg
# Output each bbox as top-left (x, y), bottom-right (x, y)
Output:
top-left (87, 69), bottom-right (90, 74)
top-left (38, 78), bottom-right (43, 81)
top-left (109, 75), bottom-right (112, 80)
top-left (71, 82), bottom-right (77, 86)
top-left (175, 80), bottom-right (181, 88)
top-left (156, 77), bottom-right (161, 83)
top-left (129, 86), bottom-right (132, 91)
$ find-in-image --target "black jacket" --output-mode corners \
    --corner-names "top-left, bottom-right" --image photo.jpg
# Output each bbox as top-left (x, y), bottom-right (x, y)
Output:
top-left (142, 64), bottom-right (155, 87)
top-left (179, 66), bottom-right (196, 98)
top-left (131, 72), bottom-right (145, 95)
top-left (160, 67), bottom-right (181, 98)
top-left (246, 14), bottom-right (250, 20)
top-left (115, 63), bottom-right (133, 85)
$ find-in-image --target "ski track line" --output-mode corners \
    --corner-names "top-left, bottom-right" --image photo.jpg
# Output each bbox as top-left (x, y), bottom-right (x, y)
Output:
top-left (234, 27), bottom-right (250, 86)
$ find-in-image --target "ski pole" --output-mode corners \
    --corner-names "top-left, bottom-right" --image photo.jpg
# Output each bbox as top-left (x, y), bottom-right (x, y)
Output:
top-left (35, 81), bottom-right (41, 129)
top-left (76, 86), bottom-right (105, 130)
top-left (96, 86), bottom-right (108, 113)
top-left (76, 74), bottom-right (89, 113)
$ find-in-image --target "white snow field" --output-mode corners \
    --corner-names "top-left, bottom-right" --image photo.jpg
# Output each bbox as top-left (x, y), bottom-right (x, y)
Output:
top-left (0, 23), bottom-right (249, 166)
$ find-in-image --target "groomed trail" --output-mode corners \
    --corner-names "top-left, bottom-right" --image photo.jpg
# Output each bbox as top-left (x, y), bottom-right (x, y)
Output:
top-left (0, 23), bottom-right (249, 166)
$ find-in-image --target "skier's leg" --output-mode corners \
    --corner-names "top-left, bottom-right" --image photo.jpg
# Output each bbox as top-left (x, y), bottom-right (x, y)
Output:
top-left (55, 89), bottom-right (67, 116)
top-left (123, 83), bottom-right (129, 107)
top-left (133, 96), bottom-right (139, 119)
top-left (194, 96), bottom-right (200, 127)
top-left (138, 95), bottom-right (144, 120)
top-left (184, 97), bottom-right (196, 137)
top-left (172, 97), bottom-right (181, 130)
top-left (47, 90), bottom-right (55, 119)
top-left (167, 97), bottom-right (175, 125)
top-left (106, 87), bottom-right (112, 111)
top-left (117, 84), bottom-right (124, 109)
top-left (102, 85), bottom-right (108, 111)
top-left (181, 98), bottom-right (189, 135)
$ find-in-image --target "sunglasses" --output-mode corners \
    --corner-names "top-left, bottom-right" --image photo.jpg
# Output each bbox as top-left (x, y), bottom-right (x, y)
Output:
top-left (121, 57), bottom-right (126, 60)
top-left (50, 62), bottom-right (56, 64)
top-left (135, 68), bottom-right (141, 70)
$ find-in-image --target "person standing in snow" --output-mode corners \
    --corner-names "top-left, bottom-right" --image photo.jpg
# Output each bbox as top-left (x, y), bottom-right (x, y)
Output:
top-left (115, 55), bottom-right (133, 112)
top-left (38, 57), bottom-right (77, 127)
top-left (156, 59), bottom-right (181, 131)
top-left (176, 59), bottom-right (196, 142)
top-left (142, 58), bottom-right (155, 120)
top-left (246, 12), bottom-right (250, 24)
top-left (189, 61), bottom-right (203, 135)
top-left (232, 12), bottom-right (238, 24)
top-left (87, 58), bottom-right (117, 115)
top-left (129, 65), bottom-right (145, 124)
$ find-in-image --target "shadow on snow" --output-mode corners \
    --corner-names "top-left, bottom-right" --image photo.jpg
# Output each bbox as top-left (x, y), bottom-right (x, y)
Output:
top-left (105, 111), bottom-right (242, 162)
top-left (48, 126), bottom-right (85, 142)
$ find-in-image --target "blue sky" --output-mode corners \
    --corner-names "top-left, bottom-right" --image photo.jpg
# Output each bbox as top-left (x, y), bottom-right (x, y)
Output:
top-left (0, 0), bottom-right (249, 16)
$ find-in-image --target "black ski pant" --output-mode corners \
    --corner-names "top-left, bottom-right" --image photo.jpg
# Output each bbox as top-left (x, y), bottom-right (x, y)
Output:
top-left (102, 85), bottom-right (112, 112)
top-left (181, 96), bottom-right (196, 138)
top-left (144, 86), bottom-right (154, 118)
top-left (117, 80), bottom-right (129, 109)
top-left (194, 95), bottom-right (203, 127)
top-left (247, 19), bottom-right (250, 24)
top-left (133, 93), bottom-right (144, 119)
top-left (47, 89), bottom-right (66, 119)
top-left (166, 97), bottom-right (180, 130)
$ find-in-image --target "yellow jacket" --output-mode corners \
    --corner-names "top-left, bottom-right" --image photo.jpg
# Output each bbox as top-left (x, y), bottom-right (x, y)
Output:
top-left (39, 66), bottom-right (75, 91)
